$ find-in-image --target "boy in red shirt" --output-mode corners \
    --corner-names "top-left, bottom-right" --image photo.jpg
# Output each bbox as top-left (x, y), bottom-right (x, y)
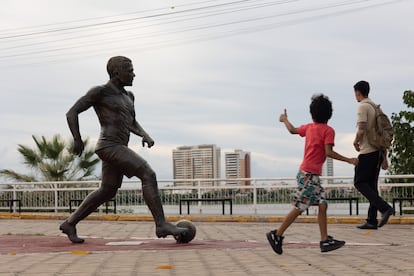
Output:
top-left (267, 94), bottom-right (358, 254)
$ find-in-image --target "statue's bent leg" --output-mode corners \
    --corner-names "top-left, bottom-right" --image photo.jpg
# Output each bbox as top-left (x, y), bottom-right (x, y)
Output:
top-left (136, 164), bottom-right (188, 238)
top-left (61, 162), bottom-right (122, 243)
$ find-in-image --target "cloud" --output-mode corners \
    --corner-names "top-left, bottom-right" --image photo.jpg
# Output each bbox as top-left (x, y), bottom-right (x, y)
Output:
top-left (1, 0), bottom-right (412, 181)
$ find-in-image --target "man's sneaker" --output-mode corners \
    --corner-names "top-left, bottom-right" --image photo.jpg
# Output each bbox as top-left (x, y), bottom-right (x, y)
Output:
top-left (266, 230), bottom-right (284, 255)
top-left (320, 236), bottom-right (345, 253)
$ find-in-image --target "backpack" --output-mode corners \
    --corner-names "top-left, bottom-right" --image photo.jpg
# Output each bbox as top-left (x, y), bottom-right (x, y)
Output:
top-left (365, 101), bottom-right (394, 151)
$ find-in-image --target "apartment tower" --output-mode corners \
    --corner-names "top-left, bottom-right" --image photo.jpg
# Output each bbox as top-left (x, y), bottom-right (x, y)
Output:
top-left (172, 144), bottom-right (221, 186)
top-left (322, 157), bottom-right (334, 184)
top-left (225, 149), bottom-right (251, 186)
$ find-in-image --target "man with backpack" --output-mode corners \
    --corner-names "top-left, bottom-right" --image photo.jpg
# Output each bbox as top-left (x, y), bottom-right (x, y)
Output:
top-left (353, 80), bottom-right (394, 229)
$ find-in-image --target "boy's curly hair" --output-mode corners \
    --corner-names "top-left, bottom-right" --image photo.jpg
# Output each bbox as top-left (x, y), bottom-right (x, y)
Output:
top-left (310, 94), bottom-right (332, 123)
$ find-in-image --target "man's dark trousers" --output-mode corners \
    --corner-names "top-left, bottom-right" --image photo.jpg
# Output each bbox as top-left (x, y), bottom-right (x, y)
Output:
top-left (354, 151), bottom-right (391, 225)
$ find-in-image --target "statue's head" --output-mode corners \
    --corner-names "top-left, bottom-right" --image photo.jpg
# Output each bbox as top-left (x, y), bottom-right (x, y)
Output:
top-left (107, 56), bottom-right (132, 78)
top-left (107, 56), bottom-right (134, 86)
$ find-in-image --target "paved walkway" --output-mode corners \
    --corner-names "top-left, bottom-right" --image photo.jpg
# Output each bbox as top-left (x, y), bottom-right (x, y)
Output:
top-left (1, 215), bottom-right (413, 275)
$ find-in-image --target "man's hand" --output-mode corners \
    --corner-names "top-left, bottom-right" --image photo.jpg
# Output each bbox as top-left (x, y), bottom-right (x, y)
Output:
top-left (142, 135), bottom-right (155, 148)
top-left (381, 159), bottom-right (389, 170)
top-left (381, 151), bottom-right (389, 170)
top-left (73, 139), bottom-right (84, 156)
top-left (353, 139), bottom-right (360, 152)
top-left (354, 125), bottom-right (366, 152)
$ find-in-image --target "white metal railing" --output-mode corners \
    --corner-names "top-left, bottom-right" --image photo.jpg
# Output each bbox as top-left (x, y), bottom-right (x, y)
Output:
top-left (0, 175), bottom-right (413, 215)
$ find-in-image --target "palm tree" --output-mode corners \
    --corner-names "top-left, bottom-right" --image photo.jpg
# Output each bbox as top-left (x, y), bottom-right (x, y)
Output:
top-left (0, 135), bottom-right (100, 183)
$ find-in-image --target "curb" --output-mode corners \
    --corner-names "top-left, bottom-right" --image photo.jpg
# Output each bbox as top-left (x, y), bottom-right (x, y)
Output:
top-left (0, 213), bottom-right (413, 224)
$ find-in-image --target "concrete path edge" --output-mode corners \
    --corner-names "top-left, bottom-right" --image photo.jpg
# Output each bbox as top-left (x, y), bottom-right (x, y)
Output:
top-left (1, 212), bottom-right (413, 224)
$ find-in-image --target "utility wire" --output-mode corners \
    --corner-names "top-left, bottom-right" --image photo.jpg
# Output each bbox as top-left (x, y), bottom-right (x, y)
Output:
top-left (1, 0), bottom-right (403, 66)
top-left (0, 0), bottom-right (221, 34)
top-left (0, 0), bottom-right (297, 52)
top-left (0, 0), bottom-right (373, 57)
top-left (0, 0), bottom-right (256, 39)
top-left (0, 0), bottom-right (391, 60)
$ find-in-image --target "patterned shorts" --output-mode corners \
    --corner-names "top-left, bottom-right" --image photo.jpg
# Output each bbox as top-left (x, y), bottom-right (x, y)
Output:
top-left (293, 170), bottom-right (327, 212)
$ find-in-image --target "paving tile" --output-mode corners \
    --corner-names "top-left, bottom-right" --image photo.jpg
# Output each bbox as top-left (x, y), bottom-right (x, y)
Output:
top-left (0, 218), bottom-right (413, 275)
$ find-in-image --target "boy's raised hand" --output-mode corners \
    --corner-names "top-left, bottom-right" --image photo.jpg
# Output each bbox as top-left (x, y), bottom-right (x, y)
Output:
top-left (279, 109), bottom-right (288, 122)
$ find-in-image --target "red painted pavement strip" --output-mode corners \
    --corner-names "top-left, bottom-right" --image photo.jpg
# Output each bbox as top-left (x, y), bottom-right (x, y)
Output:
top-left (1, 235), bottom-right (341, 255)
top-left (1, 235), bottom-right (287, 254)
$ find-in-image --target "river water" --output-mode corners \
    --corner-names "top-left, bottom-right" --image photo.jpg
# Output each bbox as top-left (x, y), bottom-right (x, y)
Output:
top-left (127, 203), bottom-right (370, 216)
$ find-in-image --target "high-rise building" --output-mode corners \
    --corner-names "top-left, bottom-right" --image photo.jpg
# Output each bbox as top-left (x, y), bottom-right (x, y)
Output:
top-left (322, 157), bottom-right (334, 184)
top-left (225, 149), bottom-right (251, 186)
top-left (172, 144), bottom-right (221, 186)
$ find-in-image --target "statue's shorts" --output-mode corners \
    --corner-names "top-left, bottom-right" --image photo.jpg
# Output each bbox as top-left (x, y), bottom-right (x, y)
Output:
top-left (293, 170), bottom-right (327, 212)
top-left (96, 145), bottom-right (147, 179)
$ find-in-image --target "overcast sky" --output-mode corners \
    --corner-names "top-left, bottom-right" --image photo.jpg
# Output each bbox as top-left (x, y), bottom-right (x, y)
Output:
top-left (0, 0), bottom-right (413, 181)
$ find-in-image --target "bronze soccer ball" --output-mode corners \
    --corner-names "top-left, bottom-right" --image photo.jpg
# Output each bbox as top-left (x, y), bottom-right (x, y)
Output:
top-left (174, 220), bottom-right (196, 243)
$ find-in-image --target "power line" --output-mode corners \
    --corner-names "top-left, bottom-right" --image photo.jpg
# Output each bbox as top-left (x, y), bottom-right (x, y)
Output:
top-left (0, 0), bottom-right (297, 52)
top-left (0, 0), bottom-right (221, 35)
top-left (0, 0), bottom-right (300, 60)
top-left (0, 0), bottom-right (255, 39)
top-left (1, 0), bottom-right (403, 65)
